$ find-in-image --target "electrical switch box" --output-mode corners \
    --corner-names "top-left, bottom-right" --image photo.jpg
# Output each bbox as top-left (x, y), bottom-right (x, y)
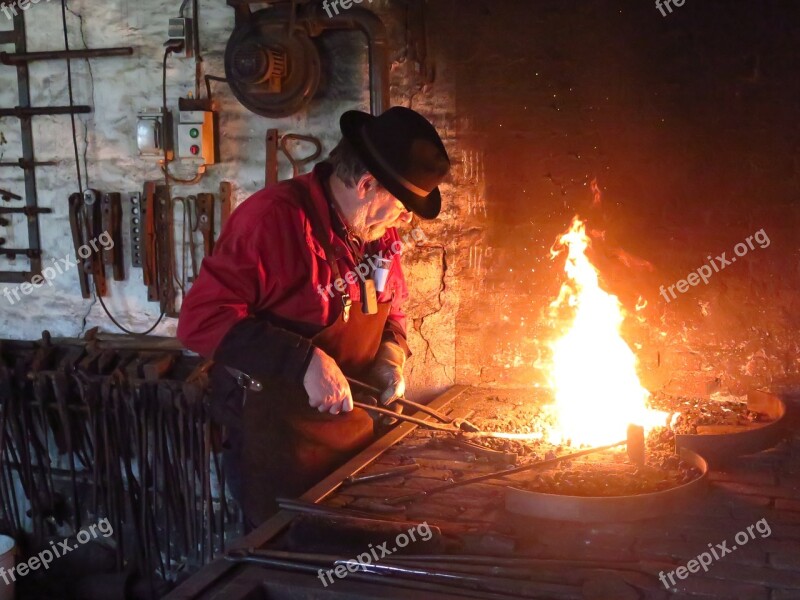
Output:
top-left (177, 110), bottom-right (218, 164)
top-left (168, 18), bottom-right (193, 59)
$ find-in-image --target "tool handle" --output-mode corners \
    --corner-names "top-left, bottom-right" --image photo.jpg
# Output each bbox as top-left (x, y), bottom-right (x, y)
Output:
top-left (346, 376), bottom-right (455, 424)
top-left (352, 401), bottom-right (459, 433)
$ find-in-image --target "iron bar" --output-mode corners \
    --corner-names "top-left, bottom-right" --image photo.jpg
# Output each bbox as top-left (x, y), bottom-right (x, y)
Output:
top-left (385, 440), bottom-right (628, 505)
top-left (0, 248), bottom-right (42, 259)
top-left (0, 206), bottom-right (53, 215)
top-left (0, 46), bottom-right (133, 65)
top-left (0, 159), bottom-right (59, 168)
top-left (0, 105), bottom-right (91, 118)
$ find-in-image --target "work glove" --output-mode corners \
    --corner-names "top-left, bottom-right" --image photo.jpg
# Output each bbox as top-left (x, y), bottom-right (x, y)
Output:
top-left (369, 341), bottom-right (406, 406)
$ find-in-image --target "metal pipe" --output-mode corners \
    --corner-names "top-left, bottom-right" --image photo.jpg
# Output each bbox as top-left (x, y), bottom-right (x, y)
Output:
top-left (303, 5), bottom-right (390, 115)
top-left (0, 47), bottom-right (133, 65)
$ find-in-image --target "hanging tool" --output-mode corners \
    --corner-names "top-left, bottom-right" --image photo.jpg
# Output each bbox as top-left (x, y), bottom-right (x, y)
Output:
top-left (280, 133), bottom-right (322, 177)
top-left (154, 185), bottom-right (177, 316)
top-left (68, 193), bottom-right (91, 298)
top-left (194, 193), bottom-right (215, 258)
top-left (83, 189), bottom-right (108, 296)
top-left (219, 181), bottom-right (233, 230)
top-left (142, 182), bottom-right (158, 300)
top-left (385, 427), bottom-right (647, 505)
top-left (265, 128), bottom-right (279, 186)
top-left (100, 192), bottom-right (125, 281)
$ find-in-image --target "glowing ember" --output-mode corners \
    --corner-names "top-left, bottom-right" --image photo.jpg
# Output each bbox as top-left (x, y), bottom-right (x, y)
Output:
top-left (546, 217), bottom-right (666, 447)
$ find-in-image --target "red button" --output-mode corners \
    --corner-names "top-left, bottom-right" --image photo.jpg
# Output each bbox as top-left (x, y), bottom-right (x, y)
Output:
top-left (190, 145), bottom-right (200, 155)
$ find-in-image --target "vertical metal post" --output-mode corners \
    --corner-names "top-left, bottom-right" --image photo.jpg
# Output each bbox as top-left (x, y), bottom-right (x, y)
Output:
top-left (7, 10), bottom-right (43, 281)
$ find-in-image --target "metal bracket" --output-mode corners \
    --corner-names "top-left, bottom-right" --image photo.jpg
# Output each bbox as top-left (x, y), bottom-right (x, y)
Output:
top-left (129, 192), bottom-right (143, 268)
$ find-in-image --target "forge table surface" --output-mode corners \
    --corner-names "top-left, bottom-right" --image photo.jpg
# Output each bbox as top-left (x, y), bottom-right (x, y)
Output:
top-left (168, 386), bottom-right (800, 600)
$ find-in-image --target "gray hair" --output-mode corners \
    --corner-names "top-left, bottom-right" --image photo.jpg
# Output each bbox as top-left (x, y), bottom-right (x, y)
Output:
top-left (326, 137), bottom-right (368, 188)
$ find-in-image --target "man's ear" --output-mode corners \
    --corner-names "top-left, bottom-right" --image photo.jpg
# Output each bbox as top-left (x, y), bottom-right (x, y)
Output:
top-left (356, 173), bottom-right (378, 200)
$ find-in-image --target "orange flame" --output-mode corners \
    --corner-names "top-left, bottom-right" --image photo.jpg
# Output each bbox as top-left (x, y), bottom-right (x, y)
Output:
top-left (546, 217), bottom-right (665, 446)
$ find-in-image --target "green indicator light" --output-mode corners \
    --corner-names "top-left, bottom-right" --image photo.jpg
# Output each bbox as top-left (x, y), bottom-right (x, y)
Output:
top-left (190, 128), bottom-right (200, 138)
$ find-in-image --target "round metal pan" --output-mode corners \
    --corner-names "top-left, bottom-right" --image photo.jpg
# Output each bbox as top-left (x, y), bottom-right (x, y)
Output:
top-left (504, 448), bottom-right (708, 523)
top-left (675, 389), bottom-right (787, 468)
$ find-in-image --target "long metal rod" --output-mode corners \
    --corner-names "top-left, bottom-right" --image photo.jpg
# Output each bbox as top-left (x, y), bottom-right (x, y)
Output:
top-left (384, 440), bottom-right (627, 505)
top-left (0, 46), bottom-right (133, 64)
top-left (0, 160), bottom-right (59, 168)
top-left (0, 105), bottom-right (92, 117)
top-left (226, 550), bottom-right (510, 600)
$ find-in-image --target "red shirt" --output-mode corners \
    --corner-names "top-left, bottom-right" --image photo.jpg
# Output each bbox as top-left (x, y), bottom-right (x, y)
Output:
top-left (177, 163), bottom-right (410, 363)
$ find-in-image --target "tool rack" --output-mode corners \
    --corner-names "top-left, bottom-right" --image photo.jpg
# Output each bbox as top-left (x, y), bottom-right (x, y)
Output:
top-left (0, 9), bottom-right (132, 283)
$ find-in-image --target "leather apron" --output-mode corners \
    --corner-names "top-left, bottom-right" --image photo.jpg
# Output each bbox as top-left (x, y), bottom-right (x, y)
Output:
top-left (240, 179), bottom-right (391, 525)
top-left (241, 301), bottom-right (389, 524)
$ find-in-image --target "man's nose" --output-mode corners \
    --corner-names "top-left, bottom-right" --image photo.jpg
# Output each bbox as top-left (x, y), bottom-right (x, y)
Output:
top-left (398, 210), bottom-right (413, 225)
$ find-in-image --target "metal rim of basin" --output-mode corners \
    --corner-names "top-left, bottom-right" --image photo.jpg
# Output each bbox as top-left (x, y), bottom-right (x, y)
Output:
top-left (674, 389), bottom-right (787, 467)
top-left (504, 448), bottom-right (709, 523)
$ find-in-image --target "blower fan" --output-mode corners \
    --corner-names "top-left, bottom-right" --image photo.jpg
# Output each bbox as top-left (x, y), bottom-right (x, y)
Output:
top-left (224, 5), bottom-right (321, 118)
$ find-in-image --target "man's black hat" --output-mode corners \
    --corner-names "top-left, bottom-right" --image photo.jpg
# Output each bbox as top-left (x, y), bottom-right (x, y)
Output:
top-left (340, 106), bottom-right (450, 220)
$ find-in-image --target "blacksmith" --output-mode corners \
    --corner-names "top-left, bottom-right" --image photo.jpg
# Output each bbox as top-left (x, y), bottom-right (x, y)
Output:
top-left (177, 107), bottom-right (451, 525)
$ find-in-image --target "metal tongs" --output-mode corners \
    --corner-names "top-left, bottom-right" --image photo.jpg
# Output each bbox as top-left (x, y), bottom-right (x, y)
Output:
top-left (346, 377), bottom-right (481, 433)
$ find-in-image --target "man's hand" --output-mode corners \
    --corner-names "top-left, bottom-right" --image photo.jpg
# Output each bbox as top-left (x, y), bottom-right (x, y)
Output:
top-left (370, 341), bottom-right (406, 405)
top-left (303, 347), bottom-right (353, 415)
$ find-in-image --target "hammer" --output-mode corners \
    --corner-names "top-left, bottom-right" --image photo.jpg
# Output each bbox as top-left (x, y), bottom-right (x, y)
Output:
top-left (385, 424), bottom-right (649, 505)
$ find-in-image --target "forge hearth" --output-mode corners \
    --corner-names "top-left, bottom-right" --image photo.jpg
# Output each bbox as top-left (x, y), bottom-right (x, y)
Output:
top-left (168, 386), bottom-right (800, 600)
